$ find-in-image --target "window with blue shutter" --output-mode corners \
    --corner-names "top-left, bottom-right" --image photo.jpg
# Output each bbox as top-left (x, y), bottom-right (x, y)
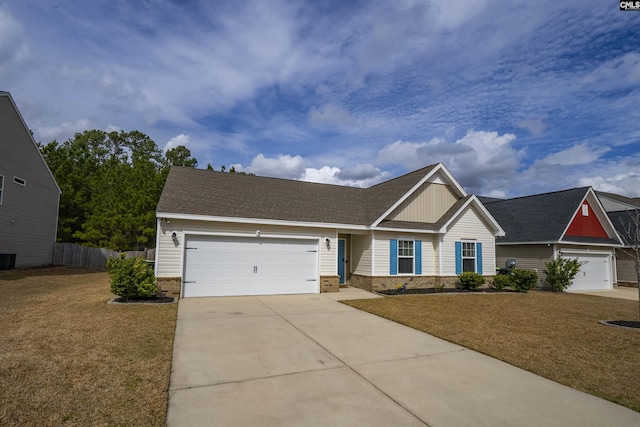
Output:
top-left (415, 240), bottom-right (422, 274)
top-left (390, 239), bottom-right (398, 275)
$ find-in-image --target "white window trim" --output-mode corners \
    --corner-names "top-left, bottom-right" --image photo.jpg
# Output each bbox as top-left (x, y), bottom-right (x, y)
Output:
top-left (13, 176), bottom-right (26, 186)
top-left (581, 204), bottom-right (589, 216)
top-left (397, 239), bottom-right (415, 275)
top-left (462, 240), bottom-right (477, 273)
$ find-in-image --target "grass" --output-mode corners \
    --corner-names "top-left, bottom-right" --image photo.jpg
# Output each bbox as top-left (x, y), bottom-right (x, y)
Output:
top-left (342, 291), bottom-right (640, 413)
top-left (0, 267), bottom-right (177, 426)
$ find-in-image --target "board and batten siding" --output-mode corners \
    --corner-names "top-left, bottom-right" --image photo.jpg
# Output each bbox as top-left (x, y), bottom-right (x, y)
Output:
top-left (0, 94), bottom-right (60, 267)
top-left (389, 183), bottom-right (458, 223)
top-left (156, 219), bottom-right (336, 278)
top-left (441, 206), bottom-right (496, 276)
top-left (351, 234), bottom-right (372, 275)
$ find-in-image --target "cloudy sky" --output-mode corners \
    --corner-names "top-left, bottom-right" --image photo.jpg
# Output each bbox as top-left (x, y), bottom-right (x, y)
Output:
top-left (2, 1), bottom-right (640, 197)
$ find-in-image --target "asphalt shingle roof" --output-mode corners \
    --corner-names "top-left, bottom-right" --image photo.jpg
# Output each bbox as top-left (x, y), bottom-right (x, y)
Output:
top-left (608, 210), bottom-right (640, 246)
top-left (157, 164), bottom-right (441, 227)
top-left (482, 188), bottom-right (591, 243)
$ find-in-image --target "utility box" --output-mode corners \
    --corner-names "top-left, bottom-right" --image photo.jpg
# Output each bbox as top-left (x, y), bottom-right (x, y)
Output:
top-left (0, 254), bottom-right (16, 270)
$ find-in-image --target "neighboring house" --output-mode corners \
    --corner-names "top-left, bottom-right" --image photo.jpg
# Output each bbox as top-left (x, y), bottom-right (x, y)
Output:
top-left (596, 191), bottom-right (640, 286)
top-left (155, 163), bottom-right (504, 297)
top-left (482, 188), bottom-right (622, 291)
top-left (0, 91), bottom-right (61, 268)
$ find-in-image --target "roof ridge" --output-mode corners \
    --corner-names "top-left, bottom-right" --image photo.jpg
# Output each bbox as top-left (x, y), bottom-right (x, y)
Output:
top-left (486, 186), bottom-right (590, 204)
top-left (366, 163), bottom-right (439, 189)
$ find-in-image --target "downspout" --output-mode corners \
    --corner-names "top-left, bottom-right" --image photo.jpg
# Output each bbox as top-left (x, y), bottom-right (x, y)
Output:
top-left (154, 218), bottom-right (161, 277)
top-left (438, 234), bottom-right (443, 276)
top-left (371, 230), bottom-right (375, 276)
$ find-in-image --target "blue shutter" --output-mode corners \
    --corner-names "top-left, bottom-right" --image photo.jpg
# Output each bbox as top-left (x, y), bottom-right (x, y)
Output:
top-left (390, 239), bottom-right (398, 275)
top-left (476, 242), bottom-right (483, 274)
top-left (455, 241), bottom-right (462, 274)
top-left (415, 240), bottom-right (422, 275)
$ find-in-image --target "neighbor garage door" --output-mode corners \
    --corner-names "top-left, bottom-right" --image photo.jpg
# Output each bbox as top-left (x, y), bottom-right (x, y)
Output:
top-left (566, 253), bottom-right (612, 292)
top-left (183, 235), bottom-right (319, 297)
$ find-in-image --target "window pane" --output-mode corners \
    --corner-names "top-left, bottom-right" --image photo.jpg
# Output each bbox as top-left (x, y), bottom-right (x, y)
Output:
top-left (399, 257), bottom-right (413, 274)
top-left (398, 240), bottom-right (413, 257)
top-left (463, 258), bottom-right (475, 272)
top-left (462, 242), bottom-right (475, 258)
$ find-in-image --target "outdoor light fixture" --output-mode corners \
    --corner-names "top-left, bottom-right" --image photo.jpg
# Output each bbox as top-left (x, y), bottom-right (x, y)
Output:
top-left (172, 232), bottom-right (177, 240)
top-left (256, 230), bottom-right (261, 237)
top-left (325, 237), bottom-right (331, 249)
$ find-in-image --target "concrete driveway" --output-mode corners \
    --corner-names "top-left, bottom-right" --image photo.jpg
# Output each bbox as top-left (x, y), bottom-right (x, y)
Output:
top-left (572, 285), bottom-right (639, 301)
top-left (167, 288), bottom-right (640, 426)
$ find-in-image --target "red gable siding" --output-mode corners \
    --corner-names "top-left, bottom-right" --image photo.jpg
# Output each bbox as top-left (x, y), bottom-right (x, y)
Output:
top-left (565, 200), bottom-right (608, 238)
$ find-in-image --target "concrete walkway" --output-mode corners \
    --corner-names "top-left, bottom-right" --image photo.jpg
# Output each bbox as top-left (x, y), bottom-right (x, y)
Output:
top-left (167, 288), bottom-right (640, 426)
top-left (572, 285), bottom-right (639, 301)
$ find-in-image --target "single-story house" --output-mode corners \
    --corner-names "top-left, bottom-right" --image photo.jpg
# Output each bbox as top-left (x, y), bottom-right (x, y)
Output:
top-left (0, 91), bottom-right (61, 269)
top-left (155, 163), bottom-right (504, 297)
top-left (481, 187), bottom-right (622, 291)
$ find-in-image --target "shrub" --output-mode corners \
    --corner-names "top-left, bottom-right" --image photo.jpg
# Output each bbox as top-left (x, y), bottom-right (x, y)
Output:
top-left (544, 257), bottom-right (583, 292)
top-left (457, 272), bottom-right (485, 290)
top-left (510, 268), bottom-right (538, 293)
top-left (107, 255), bottom-right (158, 300)
top-left (492, 273), bottom-right (510, 290)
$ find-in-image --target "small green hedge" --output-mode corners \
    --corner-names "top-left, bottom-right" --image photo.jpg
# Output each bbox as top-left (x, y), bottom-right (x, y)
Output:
top-left (457, 272), bottom-right (485, 290)
top-left (492, 273), bottom-right (510, 290)
top-left (107, 255), bottom-right (158, 300)
top-left (544, 257), bottom-right (583, 292)
top-left (510, 268), bottom-right (538, 293)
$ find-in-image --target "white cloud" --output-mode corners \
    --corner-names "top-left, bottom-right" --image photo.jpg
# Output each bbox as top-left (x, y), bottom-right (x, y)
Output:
top-left (516, 118), bottom-right (547, 136)
top-left (539, 143), bottom-right (610, 166)
top-left (0, 6), bottom-right (29, 78)
top-left (37, 119), bottom-right (92, 141)
top-left (308, 104), bottom-right (355, 128)
top-left (164, 134), bottom-right (190, 152)
top-left (376, 129), bottom-right (521, 194)
top-left (242, 154), bottom-right (306, 179)
top-left (578, 172), bottom-right (640, 198)
top-left (581, 52), bottom-right (640, 89)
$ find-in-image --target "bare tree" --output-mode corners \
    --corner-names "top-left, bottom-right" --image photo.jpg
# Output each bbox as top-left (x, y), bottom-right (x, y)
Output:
top-left (618, 208), bottom-right (640, 320)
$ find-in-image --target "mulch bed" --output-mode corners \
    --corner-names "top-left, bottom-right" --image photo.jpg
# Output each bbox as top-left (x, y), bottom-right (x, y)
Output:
top-left (377, 288), bottom-right (518, 296)
top-left (110, 296), bottom-right (176, 304)
top-left (599, 320), bottom-right (640, 330)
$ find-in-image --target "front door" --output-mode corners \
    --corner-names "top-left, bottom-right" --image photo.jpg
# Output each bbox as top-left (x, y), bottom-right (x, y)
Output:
top-left (338, 238), bottom-right (346, 284)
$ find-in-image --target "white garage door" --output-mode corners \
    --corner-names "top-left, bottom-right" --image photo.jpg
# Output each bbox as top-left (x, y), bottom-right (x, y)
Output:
top-left (183, 235), bottom-right (319, 297)
top-left (566, 254), bottom-right (612, 292)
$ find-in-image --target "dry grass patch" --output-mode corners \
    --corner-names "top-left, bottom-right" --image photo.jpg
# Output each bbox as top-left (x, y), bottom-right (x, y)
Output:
top-left (0, 267), bottom-right (177, 426)
top-left (343, 292), bottom-right (640, 412)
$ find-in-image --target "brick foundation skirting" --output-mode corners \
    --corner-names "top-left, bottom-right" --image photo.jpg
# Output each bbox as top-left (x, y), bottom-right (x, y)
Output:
top-left (320, 275), bottom-right (340, 293)
top-left (349, 274), bottom-right (496, 292)
top-left (157, 277), bottom-right (182, 298)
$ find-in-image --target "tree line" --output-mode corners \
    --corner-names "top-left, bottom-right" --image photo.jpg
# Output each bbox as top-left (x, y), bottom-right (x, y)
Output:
top-left (40, 129), bottom-right (246, 251)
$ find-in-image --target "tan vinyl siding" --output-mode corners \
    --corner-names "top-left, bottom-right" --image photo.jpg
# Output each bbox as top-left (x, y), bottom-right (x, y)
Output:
top-left (389, 183), bottom-right (458, 222)
top-left (372, 232), bottom-right (438, 276)
top-left (616, 250), bottom-right (637, 283)
top-left (351, 234), bottom-right (372, 275)
top-left (495, 245), bottom-right (554, 282)
top-left (373, 232), bottom-right (393, 276)
top-left (156, 219), bottom-right (335, 278)
top-left (0, 95), bottom-right (60, 267)
top-left (441, 206), bottom-right (496, 276)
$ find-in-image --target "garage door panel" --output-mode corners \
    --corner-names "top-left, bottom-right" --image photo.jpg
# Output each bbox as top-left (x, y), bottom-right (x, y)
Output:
top-left (566, 254), bottom-right (612, 292)
top-left (183, 235), bottom-right (319, 297)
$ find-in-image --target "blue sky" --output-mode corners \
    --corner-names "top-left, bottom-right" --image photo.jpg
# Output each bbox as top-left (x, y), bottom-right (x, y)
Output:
top-left (2, 0), bottom-right (640, 197)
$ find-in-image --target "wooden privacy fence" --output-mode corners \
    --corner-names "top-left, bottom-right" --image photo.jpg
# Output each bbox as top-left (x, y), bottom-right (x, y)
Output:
top-left (53, 243), bottom-right (155, 271)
